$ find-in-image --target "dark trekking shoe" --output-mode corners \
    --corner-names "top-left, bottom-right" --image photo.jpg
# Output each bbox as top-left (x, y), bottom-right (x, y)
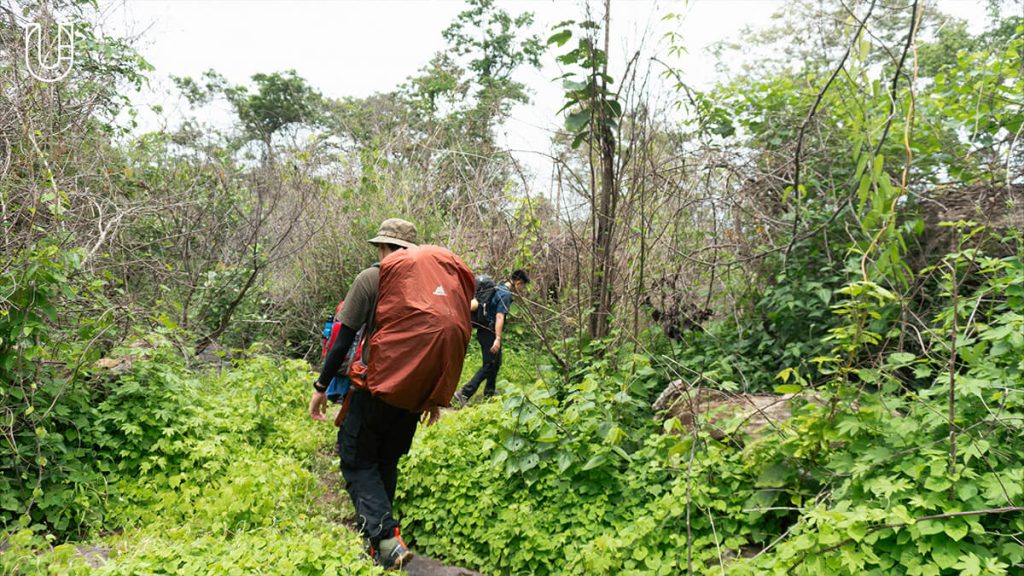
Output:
top-left (377, 527), bottom-right (413, 569)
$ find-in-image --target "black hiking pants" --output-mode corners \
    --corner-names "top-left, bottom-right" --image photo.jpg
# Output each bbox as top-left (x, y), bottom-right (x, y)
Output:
top-left (337, 387), bottom-right (419, 545)
top-left (459, 329), bottom-right (502, 400)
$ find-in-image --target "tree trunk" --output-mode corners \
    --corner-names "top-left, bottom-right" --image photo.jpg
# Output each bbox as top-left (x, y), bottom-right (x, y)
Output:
top-left (588, 0), bottom-right (616, 341)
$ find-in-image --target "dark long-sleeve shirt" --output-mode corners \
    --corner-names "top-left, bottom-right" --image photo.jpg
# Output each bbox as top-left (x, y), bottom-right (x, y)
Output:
top-left (315, 323), bottom-right (358, 391)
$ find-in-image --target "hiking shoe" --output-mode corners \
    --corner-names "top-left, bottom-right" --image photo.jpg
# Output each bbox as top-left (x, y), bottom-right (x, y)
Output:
top-left (451, 391), bottom-right (468, 408)
top-left (377, 528), bottom-right (413, 569)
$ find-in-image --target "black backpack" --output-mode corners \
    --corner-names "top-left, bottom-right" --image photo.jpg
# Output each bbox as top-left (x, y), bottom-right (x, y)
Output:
top-left (471, 275), bottom-right (497, 328)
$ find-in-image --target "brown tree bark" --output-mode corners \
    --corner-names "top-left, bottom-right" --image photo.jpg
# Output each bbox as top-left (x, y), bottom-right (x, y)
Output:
top-left (588, 0), bottom-right (616, 340)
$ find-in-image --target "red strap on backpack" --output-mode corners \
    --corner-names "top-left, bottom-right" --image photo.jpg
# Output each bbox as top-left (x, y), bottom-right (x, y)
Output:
top-left (322, 301), bottom-right (346, 360)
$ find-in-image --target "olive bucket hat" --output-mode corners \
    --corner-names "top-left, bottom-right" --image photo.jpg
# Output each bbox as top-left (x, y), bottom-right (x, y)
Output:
top-left (368, 218), bottom-right (418, 249)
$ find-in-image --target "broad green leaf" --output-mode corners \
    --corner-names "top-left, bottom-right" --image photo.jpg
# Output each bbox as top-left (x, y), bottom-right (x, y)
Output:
top-left (756, 463), bottom-right (791, 488)
top-left (570, 129), bottom-right (590, 149)
top-left (606, 99), bottom-right (622, 117)
top-left (954, 552), bottom-right (983, 576)
top-left (931, 544), bottom-right (959, 569)
top-left (956, 482), bottom-right (978, 501)
top-left (886, 352), bottom-right (917, 365)
top-left (924, 474), bottom-right (951, 492)
top-left (569, 109), bottom-right (593, 133)
top-left (944, 519), bottom-right (969, 541)
top-left (547, 29), bottom-right (571, 46)
top-left (872, 154), bottom-right (885, 179)
top-left (816, 288), bottom-right (832, 304)
top-left (581, 453), bottom-right (607, 471)
top-left (562, 79), bottom-right (587, 92)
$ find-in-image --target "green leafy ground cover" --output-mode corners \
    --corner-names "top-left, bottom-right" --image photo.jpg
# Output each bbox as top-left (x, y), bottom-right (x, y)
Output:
top-left (1, 349), bottom-right (379, 576)
top-left (399, 253), bottom-right (1024, 575)
top-left (5, 252), bottom-right (1022, 576)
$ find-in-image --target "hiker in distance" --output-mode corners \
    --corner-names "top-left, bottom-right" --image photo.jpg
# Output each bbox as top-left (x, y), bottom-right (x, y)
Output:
top-left (309, 218), bottom-right (475, 570)
top-left (453, 269), bottom-right (530, 405)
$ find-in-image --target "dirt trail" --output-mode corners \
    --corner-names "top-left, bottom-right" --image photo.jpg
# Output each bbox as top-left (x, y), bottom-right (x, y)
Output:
top-left (316, 446), bottom-right (486, 575)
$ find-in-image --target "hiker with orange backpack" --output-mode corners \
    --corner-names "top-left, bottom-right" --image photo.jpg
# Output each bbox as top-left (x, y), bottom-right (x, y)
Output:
top-left (309, 218), bottom-right (474, 570)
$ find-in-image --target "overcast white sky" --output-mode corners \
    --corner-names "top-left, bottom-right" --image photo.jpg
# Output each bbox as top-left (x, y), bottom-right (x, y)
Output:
top-left (98, 0), bottom-right (990, 188)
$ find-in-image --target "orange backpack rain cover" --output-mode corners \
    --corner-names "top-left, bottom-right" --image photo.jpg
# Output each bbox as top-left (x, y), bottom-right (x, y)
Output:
top-left (365, 245), bottom-right (475, 412)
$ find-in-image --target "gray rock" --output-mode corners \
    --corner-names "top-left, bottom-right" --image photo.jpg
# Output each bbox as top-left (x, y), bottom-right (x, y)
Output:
top-left (654, 380), bottom-right (811, 440)
top-left (403, 554), bottom-right (485, 576)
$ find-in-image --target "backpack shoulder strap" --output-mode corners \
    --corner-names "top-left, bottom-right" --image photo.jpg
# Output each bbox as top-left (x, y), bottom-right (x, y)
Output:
top-left (492, 283), bottom-right (509, 305)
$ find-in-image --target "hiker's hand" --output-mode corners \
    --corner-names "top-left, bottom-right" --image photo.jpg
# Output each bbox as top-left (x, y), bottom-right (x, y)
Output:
top-left (490, 337), bottom-right (501, 354)
top-left (424, 405), bottom-right (441, 426)
top-left (309, 390), bottom-right (327, 421)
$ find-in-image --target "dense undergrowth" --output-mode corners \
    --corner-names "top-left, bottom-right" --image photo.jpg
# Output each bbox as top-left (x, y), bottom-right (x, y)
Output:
top-left (399, 249), bottom-right (1024, 575)
top-left (5, 250), bottom-right (1019, 575)
top-left (1, 346), bottom-right (378, 575)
